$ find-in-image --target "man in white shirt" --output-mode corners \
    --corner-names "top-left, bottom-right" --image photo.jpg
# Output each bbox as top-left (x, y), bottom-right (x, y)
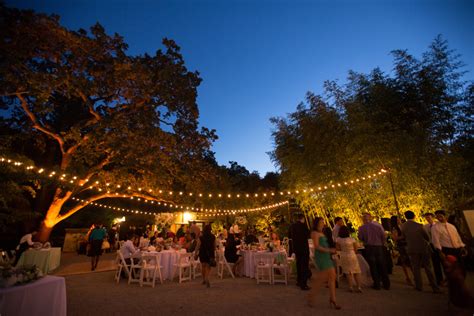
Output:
top-left (423, 212), bottom-right (444, 285)
top-left (431, 210), bottom-right (466, 276)
top-left (14, 230), bottom-right (38, 265)
top-left (120, 234), bottom-right (138, 263)
top-left (332, 217), bottom-right (343, 241)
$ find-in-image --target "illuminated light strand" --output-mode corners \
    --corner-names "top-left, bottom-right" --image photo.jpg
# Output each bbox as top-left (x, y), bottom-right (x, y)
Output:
top-left (71, 197), bottom-right (157, 216)
top-left (1, 156), bottom-right (387, 199)
top-left (71, 197), bottom-right (288, 215)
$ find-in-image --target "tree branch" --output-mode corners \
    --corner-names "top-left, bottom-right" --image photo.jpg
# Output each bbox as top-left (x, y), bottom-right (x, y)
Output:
top-left (1, 91), bottom-right (30, 97)
top-left (77, 89), bottom-right (101, 122)
top-left (17, 93), bottom-right (66, 154)
top-left (65, 135), bottom-right (89, 156)
top-left (77, 154), bottom-right (113, 186)
top-left (56, 192), bottom-right (175, 223)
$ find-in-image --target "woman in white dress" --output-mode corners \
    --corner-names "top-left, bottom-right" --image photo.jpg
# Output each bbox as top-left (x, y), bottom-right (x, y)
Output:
top-left (336, 225), bottom-right (363, 292)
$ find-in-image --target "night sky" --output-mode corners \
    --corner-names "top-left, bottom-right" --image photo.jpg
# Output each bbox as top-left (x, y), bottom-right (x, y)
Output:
top-left (9, 0), bottom-right (474, 175)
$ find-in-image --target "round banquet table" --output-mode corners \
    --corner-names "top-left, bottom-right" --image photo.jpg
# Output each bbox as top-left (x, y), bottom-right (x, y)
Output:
top-left (135, 249), bottom-right (186, 280)
top-left (241, 250), bottom-right (287, 278)
top-left (16, 248), bottom-right (61, 275)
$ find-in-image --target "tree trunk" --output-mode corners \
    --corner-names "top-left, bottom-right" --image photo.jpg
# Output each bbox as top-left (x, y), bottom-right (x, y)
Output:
top-left (37, 220), bottom-right (54, 243)
top-left (36, 195), bottom-right (65, 242)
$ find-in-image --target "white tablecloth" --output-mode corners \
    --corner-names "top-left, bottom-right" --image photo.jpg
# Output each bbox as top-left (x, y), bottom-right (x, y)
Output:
top-left (241, 250), bottom-right (286, 278)
top-left (0, 276), bottom-right (66, 316)
top-left (135, 249), bottom-right (185, 280)
top-left (16, 248), bottom-right (61, 274)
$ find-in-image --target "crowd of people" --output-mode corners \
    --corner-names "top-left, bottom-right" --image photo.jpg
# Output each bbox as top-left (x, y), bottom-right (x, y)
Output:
top-left (10, 209), bottom-right (472, 311)
top-left (288, 209), bottom-right (472, 311)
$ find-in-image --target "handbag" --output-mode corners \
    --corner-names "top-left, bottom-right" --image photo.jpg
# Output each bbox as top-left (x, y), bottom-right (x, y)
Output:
top-left (101, 240), bottom-right (111, 250)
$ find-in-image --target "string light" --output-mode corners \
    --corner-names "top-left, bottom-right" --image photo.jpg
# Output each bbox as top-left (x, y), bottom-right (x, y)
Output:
top-left (70, 197), bottom-right (288, 216)
top-left (1, 156), bottom-right (388, 199)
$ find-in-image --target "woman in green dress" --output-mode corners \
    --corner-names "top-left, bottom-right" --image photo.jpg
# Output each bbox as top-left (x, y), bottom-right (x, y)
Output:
top-left (307, 217), bottom-right (341, 310)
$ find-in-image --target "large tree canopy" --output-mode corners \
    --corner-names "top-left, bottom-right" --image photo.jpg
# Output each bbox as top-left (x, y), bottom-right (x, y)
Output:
top-left (270, 36), bottom-right (473, 226)
top-left (0, 5), bottom-right (218, 241)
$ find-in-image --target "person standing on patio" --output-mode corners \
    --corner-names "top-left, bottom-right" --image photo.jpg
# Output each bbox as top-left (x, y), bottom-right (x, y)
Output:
top-left (401, 211), bottom-right (441, 293)
top-left (190, 221), bottom-right (201, 238)
top-left (423, 212), bottom-right (444, 285)
top-left (332, 217), bottom-right (343, 241)
top-left (358, 213), bottom-right (390, 290)
top-left (431, 210), bottom-right (467, 277)
top-left (289, 213), bottom-right (311, 291)
top-left (307, 217), bottom-right (341, 310)
top-left (14, 230), bottom-right (37, 266)
top-left (195, 224), bottom-right (216, 288)
top-left (88, 223), bottom-right (107, 271)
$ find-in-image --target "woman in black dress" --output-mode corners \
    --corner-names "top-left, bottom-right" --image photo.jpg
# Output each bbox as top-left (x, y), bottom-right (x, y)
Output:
top-left (196, 224), bottom-right (216, 287)
top-left (225, 228), bottom-right (243, 276)
top-left (390, 215), bottom-right (413, 285)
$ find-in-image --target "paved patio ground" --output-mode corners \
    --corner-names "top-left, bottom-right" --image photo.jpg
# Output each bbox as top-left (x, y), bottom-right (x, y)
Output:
top-left (56, 252), bottom-right (474, 316)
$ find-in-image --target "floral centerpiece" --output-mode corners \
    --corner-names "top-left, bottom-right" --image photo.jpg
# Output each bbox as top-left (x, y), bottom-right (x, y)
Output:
top-left (0, 263), bottom-right (43, 288)
top-left (235, 216), bottom-right (247, 226)
top-left (154, 213), bottom-right (176, 232)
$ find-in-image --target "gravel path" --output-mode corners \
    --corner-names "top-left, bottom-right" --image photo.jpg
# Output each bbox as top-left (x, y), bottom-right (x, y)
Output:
top-left (63, 262), bottom-right (472, 316)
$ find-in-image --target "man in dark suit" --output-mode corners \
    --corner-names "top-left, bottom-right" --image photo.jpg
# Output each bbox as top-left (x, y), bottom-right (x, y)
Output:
top-left (288, 213), bottom-right (310, 290)
top-left (401, 210), bottom-right (441, 293)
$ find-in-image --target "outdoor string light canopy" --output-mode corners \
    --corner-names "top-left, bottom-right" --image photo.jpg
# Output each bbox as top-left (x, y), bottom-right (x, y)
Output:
top-left (71, 197), bottom-right (288, 216)
top-left (0, 156), bottom-right (388, 199)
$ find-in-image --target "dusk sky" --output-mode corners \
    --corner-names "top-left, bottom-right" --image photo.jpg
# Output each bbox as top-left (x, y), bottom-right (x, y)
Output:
top-left (10, 0), bottom-right (474, 175)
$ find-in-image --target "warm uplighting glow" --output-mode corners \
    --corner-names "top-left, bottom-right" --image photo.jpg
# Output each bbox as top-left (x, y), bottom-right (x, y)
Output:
top-left (113, 216), bottom-right (126, 224)
top-left (183, 211), bottom-right (193, 223)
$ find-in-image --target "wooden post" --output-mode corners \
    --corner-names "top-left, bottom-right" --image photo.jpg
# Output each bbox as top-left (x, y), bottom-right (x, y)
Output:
top-left (387, 171), bottom-right (401, 217)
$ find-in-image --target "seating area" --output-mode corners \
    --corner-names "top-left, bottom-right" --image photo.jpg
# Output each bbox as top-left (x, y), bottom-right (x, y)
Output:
top-left (114, 244), bottom-right (297, 287)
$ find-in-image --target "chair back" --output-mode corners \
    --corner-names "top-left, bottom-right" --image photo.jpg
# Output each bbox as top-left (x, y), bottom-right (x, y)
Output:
top-left (117, 250), bottom-right (131, 274)
top-left (178, 252), bottom-right (192, 265)
top-left (254, 252), bottom-right (274, 267)
top-left (141, 253), bottom-right (159, 268)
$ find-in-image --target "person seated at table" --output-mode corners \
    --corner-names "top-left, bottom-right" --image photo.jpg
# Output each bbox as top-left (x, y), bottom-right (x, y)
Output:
top-left (271, 232), bottom-right (281, 248)
top-left (186, 233), bottom-right (198, 253)
top-left (225, 227), bottom-right (243, 276)
top-left (179, 232), bottom-right (187, 246)
top-left (120, 233), bottom-right (138, 266)
top-left (150, 231), bottom-right (159, 244)
top-left (138, 234), bottom-right (150, 249)
top-left (14, 230), bottom-right (38, 266)
top-left (244, 229), bottom-right (258, 244)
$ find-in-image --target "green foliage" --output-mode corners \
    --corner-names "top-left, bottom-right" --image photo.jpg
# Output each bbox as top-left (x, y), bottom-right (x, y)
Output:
top-left (271, 36), bottom-right (473, 225)
top-left (0, 4), bottom-right (219, 234)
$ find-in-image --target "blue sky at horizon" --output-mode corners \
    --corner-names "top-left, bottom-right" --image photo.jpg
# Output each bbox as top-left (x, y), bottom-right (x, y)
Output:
top-left (9, 0), bottom-right (474, 175)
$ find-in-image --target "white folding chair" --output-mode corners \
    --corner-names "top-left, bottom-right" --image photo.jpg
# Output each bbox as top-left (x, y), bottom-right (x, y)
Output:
top-left (272, 252), bottom-right (289, 285)
top-left (115, 251), bottom-right (131, 284)
top-left (216, 250), bottom-right (235, 279)
top-left (190, 252), bottom-right (202, 279)
top-left (254, 252), bottom-right (273, 284)
top-left (173, 252), bottom-right (192, 283)
top-left (140, 253), bottom-right (163, 287)
top-left (333, 252), bottom-right (342, 284)
top-left (128, 254), bottom-right (142, 285)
